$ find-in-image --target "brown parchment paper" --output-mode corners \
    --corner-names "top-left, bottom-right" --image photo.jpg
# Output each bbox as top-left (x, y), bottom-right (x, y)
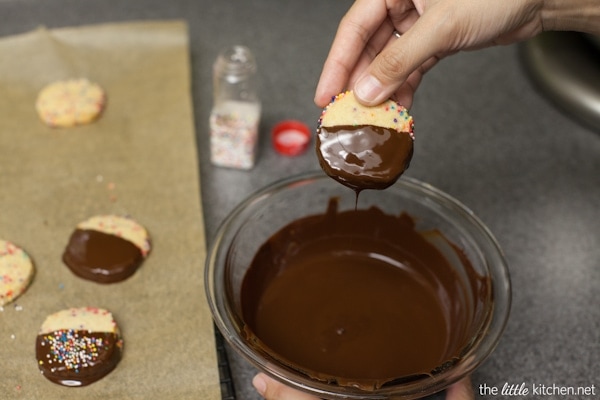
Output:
top-left (0, 21), bottom-right (220, 399)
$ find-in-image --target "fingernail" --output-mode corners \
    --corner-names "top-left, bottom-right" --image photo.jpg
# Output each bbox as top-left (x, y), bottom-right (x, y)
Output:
top-left (252, 374), bottom-right (267, 396)
top-left (355, 74), bottom-right (384, 104)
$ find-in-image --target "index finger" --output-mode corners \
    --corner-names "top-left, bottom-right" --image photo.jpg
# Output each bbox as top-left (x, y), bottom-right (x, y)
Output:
top-left (314, 0), bottom-right (390, 107)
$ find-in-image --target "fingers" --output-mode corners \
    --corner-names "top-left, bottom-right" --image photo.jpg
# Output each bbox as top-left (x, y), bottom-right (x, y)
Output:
top-left (393, 51), bottom-right (442, 109)
top-left (392, 69), bottom-right (420, 110)
top-left (316, 0), bottom-right (449, 107)
top-left (317, 0), bottom-right (547, 107)
top-left (252, 372), bottom-right (475, 400)
top-left (314, 0), bottom-right (390, 107)
top-left (252, 373), bottom-right (320, 400)
top-left (446, 376), bottom-right (475, 400)
top-left (356, 13), bottom-right (530, 105)
top-left (353, 10), bottom-right (449, 105)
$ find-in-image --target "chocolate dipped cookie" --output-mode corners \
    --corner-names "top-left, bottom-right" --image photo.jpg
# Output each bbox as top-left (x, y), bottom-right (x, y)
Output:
top-left (316, 90), bottom-right (414, 191)
top-left (62, 215), bottom-right (151, 284)
top-left (36, 307), bottom-right (123, 387)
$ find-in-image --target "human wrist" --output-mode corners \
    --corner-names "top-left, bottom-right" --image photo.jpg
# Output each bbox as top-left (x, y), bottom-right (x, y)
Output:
top-left (541, 0), bottom-right (600, 34)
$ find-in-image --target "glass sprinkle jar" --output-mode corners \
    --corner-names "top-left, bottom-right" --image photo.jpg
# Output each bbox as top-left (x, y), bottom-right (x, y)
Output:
top-left (209, 45), bottom-right (261, 170)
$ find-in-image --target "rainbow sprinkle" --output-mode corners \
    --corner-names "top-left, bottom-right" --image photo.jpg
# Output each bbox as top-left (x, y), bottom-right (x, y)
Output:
top-left (318, 90), bottom-right (414, 138)
top-left (39, 329), bottom-right (107, 371)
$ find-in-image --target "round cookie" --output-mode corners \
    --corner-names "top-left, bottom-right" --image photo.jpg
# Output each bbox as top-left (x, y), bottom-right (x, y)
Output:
top-left (36, 307), bottom-right (123, 387)
top-left (62, 215), bottom-right (151, 284)
top-left (35, 78), bottom-right (106, 128)
top-left (316, 90), bottom-right (415, 191)
top-left (0, 240), bottom-right (34, 306)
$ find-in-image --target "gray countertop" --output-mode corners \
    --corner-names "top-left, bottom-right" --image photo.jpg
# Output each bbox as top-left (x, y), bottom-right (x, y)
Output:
top-left (2, 0), bottom-right (599, 399)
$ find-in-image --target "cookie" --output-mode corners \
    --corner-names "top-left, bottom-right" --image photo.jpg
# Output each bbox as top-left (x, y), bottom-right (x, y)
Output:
top-left (316, 91), bottom-right (415, 191)
top-left (62, 215), bottom-right (151, 284)
top-left (318, 90), bottom-right (414, 135)
top-left (0, 240), bottom-right (34, 306)
top-left (36, 307), bottom-right (123, 387)
top-left (35, 78), bottom-right (106, 128)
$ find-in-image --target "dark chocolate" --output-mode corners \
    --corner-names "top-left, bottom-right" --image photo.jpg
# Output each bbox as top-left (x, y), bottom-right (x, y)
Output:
top-left (36, 330), bottom-right (123, 387)
top-left (63, 229), bottom-right (144, 284)
top-left (316, 124), bottom-right (413, 192)
top-left (239, 198), bottom-right (490, 390)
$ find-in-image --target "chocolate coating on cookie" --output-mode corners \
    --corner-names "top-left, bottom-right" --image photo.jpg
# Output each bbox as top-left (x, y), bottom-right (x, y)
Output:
top-left (316, 124), bottom-right (413, 191)
top-left (63, 229), bottom-right (144, 283)
top-left (62, 215), bottom-right (151, 284)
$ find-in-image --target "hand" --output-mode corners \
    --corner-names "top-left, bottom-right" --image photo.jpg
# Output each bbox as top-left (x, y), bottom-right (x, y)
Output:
top-left (252, 373), bottom-right (475, 400)
top-left (314, 0), bottom-right (600, 109)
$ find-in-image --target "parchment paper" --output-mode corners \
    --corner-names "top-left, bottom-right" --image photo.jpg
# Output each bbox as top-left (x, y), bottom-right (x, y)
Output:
top-left (0, 21), bottom-right (220, 399)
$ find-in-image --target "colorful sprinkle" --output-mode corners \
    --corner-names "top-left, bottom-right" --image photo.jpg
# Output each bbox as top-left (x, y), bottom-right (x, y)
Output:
top-left (39, 329), bottom-right (105, 371)
top-left (0, 240), bottom-right (34, 306)
top-left (209, 100), bottom-right (261, 169)
top-left (318, 90), bottom-right (414, 137)
top-left (35, 78), bottom-right (106, 128)
top-left (76, 215), bottom-right (151, 257)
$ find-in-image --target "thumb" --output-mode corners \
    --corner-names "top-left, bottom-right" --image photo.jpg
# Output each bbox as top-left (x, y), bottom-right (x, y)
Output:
top-left (446, 376), bottom-right (475, 400)
top-left (353, 13), bottom-right (448, 106)
top-left (252, 373), bottom-right (319, 400)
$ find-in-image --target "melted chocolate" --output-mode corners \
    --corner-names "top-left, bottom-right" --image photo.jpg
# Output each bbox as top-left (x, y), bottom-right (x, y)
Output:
top-left (240, 199), bottom-right (490, 390)
top-left (36, 330), bottom-right (123, 387)
top-left (63, 229), bottom-right (144, 284)
top-left (316, 125), bottom-right (413, 192)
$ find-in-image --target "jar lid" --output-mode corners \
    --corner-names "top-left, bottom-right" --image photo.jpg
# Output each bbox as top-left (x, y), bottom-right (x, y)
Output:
top-left (271, 120), bottom-right (311, 156)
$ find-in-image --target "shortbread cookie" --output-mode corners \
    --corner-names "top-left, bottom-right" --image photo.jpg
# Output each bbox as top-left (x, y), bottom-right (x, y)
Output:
top-left (62, 215), bottom-right (151, 284)
top-left (0, 240), bottom-right (34, 306)
top-left (318, 90), bottom-right (414, 135)
top-left (36, 78), bottom-right (106, 128)
top-left (316, 91), bottom-right (414, 191)
top-left (36, 307), bottom-right (123, 387)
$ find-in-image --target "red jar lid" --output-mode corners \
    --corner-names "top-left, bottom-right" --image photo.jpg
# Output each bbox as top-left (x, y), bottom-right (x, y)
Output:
top-left (272, 120), bottom-right (311, 156)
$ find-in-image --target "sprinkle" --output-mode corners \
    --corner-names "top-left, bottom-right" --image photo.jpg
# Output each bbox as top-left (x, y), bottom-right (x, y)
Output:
top-left (40, 329), bottom-right (105, 371)
top-left (318, 90), bottom-right (413, 134)
top-left (209, 104), bottom-right (260, 169)
top-left (76, 215), bottom-right (151, 257)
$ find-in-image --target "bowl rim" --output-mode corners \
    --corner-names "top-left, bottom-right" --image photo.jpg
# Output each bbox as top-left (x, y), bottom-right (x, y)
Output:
top-left (205, 170), bottom-right (512, 399)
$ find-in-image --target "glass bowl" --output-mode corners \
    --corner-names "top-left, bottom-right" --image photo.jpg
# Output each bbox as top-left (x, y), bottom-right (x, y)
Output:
top-left (205, 171), bottom-right (511, 399)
